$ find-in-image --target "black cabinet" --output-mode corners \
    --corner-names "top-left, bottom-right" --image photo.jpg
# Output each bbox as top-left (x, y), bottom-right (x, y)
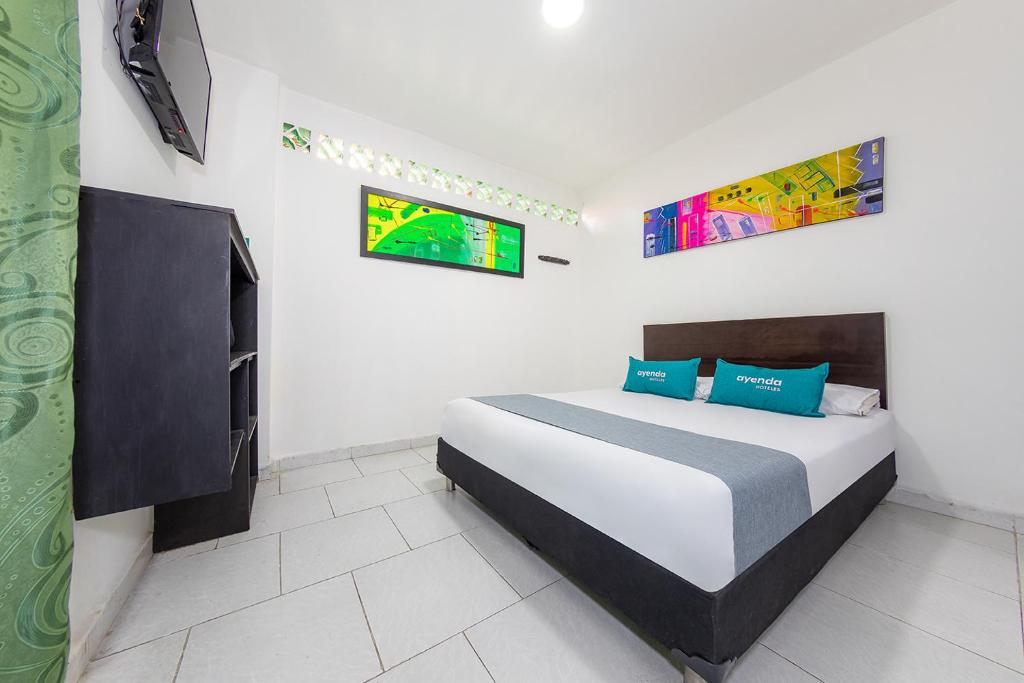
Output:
top-left (73, 186), bottom-right (259, 550)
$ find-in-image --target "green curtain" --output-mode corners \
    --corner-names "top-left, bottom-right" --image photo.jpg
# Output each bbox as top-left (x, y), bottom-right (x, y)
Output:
top-left (0, 1), bottom-right (80, 681)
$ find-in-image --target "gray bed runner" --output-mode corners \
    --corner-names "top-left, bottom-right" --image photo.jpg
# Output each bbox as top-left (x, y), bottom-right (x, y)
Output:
top-left (473, 394), bottom-right (812, 575)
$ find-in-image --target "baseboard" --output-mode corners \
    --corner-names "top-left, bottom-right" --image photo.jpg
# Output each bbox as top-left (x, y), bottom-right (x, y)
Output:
top-left (271, 434), bottom-right (439, 473)
top-left (885, 486), bottom-right (1018, 532)
top-left (273, 447), bottom-right (353, 472)
top-left (66, 533), bottom-right (153, 682)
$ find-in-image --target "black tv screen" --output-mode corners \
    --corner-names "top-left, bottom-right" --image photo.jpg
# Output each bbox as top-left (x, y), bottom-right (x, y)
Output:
top-left (120, 0), bottom-right (212, 163)
top-left (156, 0), bottom-right (211, 158)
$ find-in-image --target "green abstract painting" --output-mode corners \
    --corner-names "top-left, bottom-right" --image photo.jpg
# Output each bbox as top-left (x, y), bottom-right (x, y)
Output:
top-left (360, 186), bottom-right (524, 278)
top-left (0, 2), bottom-right (80, 681)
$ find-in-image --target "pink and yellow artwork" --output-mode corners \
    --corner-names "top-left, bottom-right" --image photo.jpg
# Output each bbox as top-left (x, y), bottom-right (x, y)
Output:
top-left (643, 137), bottom-right (884, 257)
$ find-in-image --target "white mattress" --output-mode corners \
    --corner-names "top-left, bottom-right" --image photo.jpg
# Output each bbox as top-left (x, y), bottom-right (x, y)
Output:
top-left (441, 388), bottom-right (895, 592)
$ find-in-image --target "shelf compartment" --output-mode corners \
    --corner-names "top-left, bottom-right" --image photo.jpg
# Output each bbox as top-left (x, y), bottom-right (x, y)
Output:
top-left (230, 429), bottom-right (244, 471)
top-left (229, 350), bottom-right (257, 371)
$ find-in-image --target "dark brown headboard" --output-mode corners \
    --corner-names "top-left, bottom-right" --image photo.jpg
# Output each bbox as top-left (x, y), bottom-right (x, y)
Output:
top-left (643, 313), bottom-right (887, 409)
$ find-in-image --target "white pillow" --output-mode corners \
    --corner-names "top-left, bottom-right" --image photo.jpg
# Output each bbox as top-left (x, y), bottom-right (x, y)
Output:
top-left (695, 376), bottom-right (714, 401)
top-left (694, 376), bottom-right (880, 416)
top-left (819, 383), bottom-right (881, 416)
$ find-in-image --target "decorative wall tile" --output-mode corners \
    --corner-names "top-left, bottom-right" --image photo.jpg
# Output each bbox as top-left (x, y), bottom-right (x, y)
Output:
top-left (549, 204), bottom-right (565, 223)
top-left (454, 175), bottom-right (474, 198)
top-left (407, 160), bottom-right (429, 185)
top-left (316, 133), bottom-right (344, 163)
top-left (282, 123), bottom-right (311, 153)
top-left (496, 187), bottom-right (513, 208)
top-left (432, 168), bottom-right (452, 192)
top-left (378, 153), bottom-right (403, 179)
top-left (349, 144), bottom-right (375, 171)
top-left (476, 181), bottom-right (494, 203)
top-left (532, 199), bottom-right (548, 217)
top-left (514, 193), bottom-right (531, 213)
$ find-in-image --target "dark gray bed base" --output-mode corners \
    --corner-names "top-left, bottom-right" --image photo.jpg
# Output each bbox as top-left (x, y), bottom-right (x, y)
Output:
top-left (438, 439), bottom-right (896, 681)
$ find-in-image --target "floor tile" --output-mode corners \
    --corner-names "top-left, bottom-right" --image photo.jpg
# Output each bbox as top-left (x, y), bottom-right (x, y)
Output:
top-left (254, 477), bottom-right (279, 498)
top-left (219, 487), bottom-right (333, 547)
top-left (761, 584), bottom-right (1024, 682)
top-left (875, 502), bottom-right (1016, 554)
top-left (467, 578), bottom-right (681, 682)
top-left (463, 522), bottom-right (563, 597)
top-left (150, 539), bottom-right (217, 565)
top-left (81, 632), bottom-right (186, 683)
top-left (281, 507), bottom-right (409, 592)
top-left (849, 512), bottom-right (1020, 599)
top-left (385, 490), bottom-right (493, 548)
top-left (1017, 534), bottom-right (1023, 636)
top-left (280, 458), bottom-right (361, 493)
top-left (355, 534), bottom-right (518, 668)
top-left (725, 644), bottom-right (820, 682)
top-left (370, 635), bottom-right (491, 683)
top-left (326, 470), bottom-right (422, 517)
top-left (354, 449), bottom-right (428, 476)
top-left (413, 443), bottom-right (437, 462)
top-left (177, 575), bottom-right (381, 683)
top-left (99, 535), bottom-right (280, 656)
top-left (815, 543), bottom-right (1024, 672)
top-left (401, 462), bottom-right (447, 494)
top-left (886, 489), bottom-right (1015, 531)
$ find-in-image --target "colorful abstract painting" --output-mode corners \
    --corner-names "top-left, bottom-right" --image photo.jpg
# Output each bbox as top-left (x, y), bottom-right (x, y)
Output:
top-left (643, 137), bottom-right (884, 257)
top-left (361, 186), bottom-right (524, 278)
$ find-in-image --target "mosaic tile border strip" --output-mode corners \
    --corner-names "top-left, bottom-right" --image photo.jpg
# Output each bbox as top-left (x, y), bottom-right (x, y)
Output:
top-left (281, 122), bottom-right (580, 226)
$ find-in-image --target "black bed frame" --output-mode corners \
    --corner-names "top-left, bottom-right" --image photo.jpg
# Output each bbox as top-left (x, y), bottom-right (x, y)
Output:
top-left (436, 313), bottom-right (895, 682)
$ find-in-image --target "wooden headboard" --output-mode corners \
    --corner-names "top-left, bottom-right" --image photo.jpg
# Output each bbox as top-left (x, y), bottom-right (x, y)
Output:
top-left (643, 313), bottom-right (887, 409)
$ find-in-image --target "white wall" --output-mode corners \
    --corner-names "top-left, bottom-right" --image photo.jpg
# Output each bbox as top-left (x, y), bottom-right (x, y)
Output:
top-left (575, 0), bottom-right (1024, 516)
top-left (71, 0), bottom-right (279, 669)
top-left (270, 89), bottom-right (581, 459)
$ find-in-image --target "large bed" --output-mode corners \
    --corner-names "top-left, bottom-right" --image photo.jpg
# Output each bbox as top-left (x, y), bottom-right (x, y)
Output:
top-left (436, 313), bottom-right (896, 682)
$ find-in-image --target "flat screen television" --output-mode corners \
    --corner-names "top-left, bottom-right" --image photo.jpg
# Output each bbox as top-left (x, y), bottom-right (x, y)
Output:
top-left (117, 0), bottom-right (212, 164)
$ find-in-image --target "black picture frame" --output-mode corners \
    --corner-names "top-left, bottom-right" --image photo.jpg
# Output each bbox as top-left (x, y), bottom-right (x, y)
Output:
top-left (360, 185), bottom-right (526, 279)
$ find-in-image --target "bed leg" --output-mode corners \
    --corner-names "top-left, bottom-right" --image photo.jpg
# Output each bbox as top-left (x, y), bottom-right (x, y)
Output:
top-left (671, 649), bottom-right (735, 683)
top-left (436, 464), bottom-right (456, 492)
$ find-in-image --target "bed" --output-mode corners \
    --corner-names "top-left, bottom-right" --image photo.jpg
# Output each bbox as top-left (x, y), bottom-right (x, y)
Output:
top-left (436, 313), bottom-right (896, 682)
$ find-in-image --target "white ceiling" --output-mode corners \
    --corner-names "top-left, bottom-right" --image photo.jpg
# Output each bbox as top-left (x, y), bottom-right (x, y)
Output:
top-left (196, 0), bottom-right (952, 191)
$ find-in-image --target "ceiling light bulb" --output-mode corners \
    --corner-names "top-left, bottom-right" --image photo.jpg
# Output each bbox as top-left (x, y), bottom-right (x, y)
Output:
top-left (542, 0), bottom-right (584, 28)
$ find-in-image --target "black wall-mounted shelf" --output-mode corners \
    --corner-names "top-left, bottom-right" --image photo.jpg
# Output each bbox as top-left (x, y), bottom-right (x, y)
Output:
top-left (73, 186), bottom-right (261, 551)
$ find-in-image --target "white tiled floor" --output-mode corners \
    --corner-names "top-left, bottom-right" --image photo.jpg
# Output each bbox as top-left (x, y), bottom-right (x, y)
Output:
top-left (84, 451), bottom-right (1024, 683)
top-left (353, 449), bottom-right (428, 476)
top-left (279, 459), bottom-right (361, 494)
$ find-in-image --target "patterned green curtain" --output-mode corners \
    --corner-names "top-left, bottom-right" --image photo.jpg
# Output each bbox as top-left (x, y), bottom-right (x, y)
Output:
top-left (0, 1), bottom-right (80, 681)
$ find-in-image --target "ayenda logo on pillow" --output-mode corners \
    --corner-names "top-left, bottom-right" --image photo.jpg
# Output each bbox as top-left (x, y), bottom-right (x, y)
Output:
top-left (636, 369), bottom-right (667, 382)
top-left (736, 375), bottom-right (783, 392)
top-left (623, 356), bottom-right (700, 400)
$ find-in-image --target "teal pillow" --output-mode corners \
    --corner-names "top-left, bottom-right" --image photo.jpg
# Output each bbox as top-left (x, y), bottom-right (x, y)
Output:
top-left (623, 356), bottom-right (700, 400)
top-left (707, 359), bottom-right (829, 417)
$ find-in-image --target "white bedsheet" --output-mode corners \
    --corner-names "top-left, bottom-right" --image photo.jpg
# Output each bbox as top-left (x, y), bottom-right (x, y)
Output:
top-left (441, 388), bottom-right (895, 592)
